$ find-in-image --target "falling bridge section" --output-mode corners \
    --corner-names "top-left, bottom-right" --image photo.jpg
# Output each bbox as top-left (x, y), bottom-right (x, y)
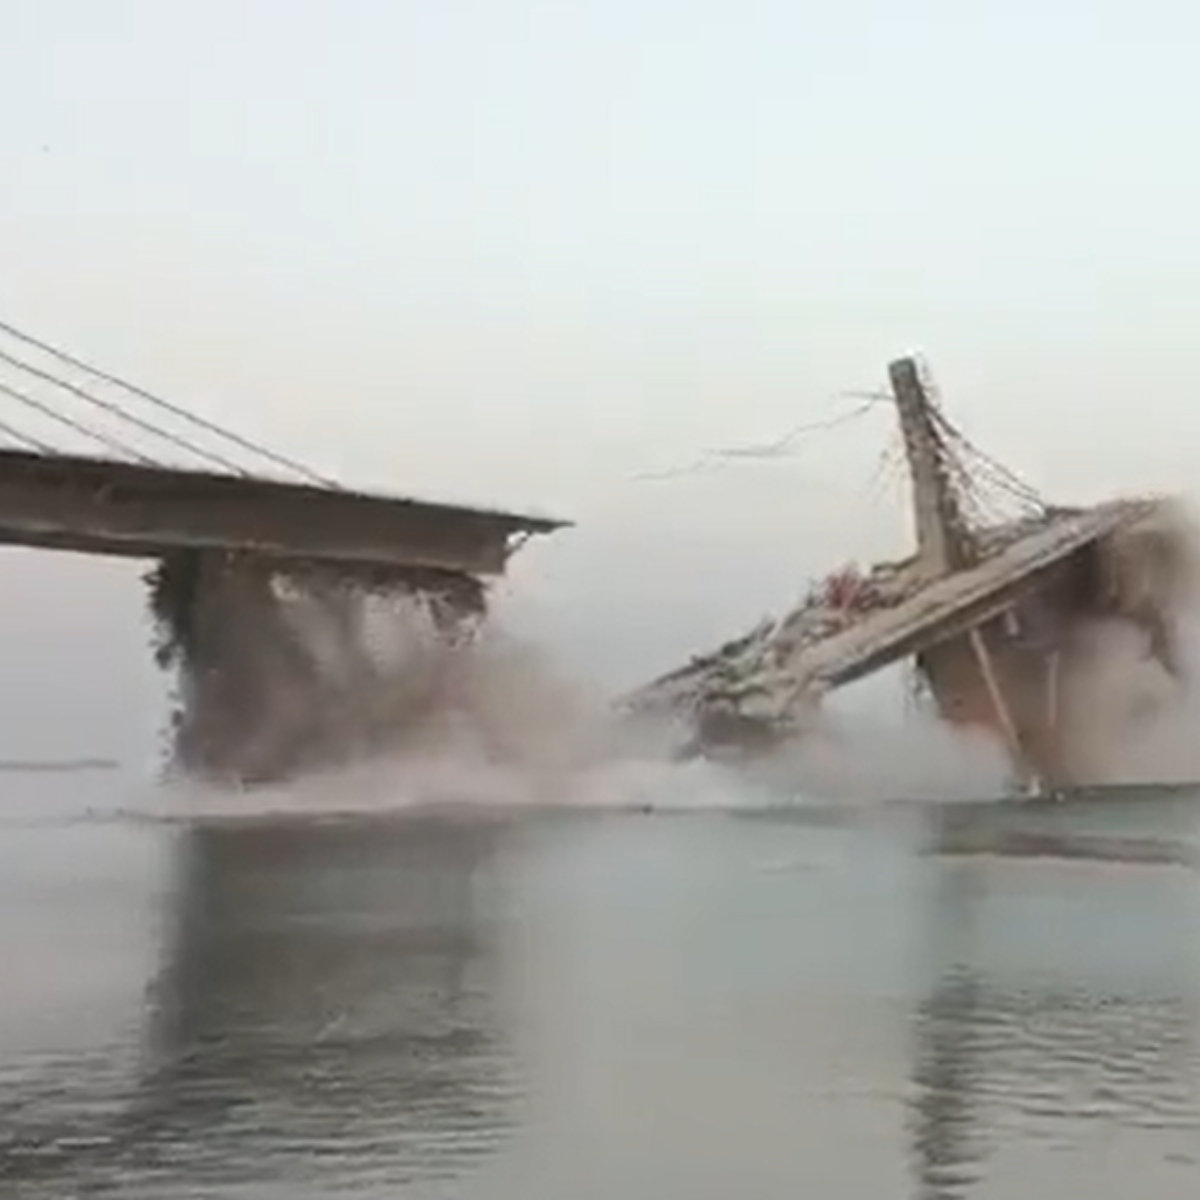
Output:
top-left (0, 320), bottom-right (567, 785)
top-left (625, 357), bottom-right (1189, 791)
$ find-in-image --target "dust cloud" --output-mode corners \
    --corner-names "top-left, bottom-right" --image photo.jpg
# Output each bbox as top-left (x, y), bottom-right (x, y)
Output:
top-left (162, 501), bottom-right (1200, 818)
top-left (168, 618), bottom-right (1012, 819)
top-left (1050, 501), bottom-right (1200, 786)
top-left (1053, 615), bottom-right (1200, 786)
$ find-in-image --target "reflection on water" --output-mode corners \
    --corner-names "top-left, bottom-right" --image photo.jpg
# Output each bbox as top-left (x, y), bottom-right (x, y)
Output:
top-left (908, 858), bottom-right (1200, 1199)
top-left (0, 815), bottom-right (519, 1197)
top-left (138, 818), bottom-right (518, 1191)
top-left (909, 872), bottom-right (989, 1199)
top-left (0, 800), bottom-right (1197, 1197)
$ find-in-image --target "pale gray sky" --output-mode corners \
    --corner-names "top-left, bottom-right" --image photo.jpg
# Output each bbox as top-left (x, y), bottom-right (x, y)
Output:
top-left (1, 0), bottom-right (1198, 758)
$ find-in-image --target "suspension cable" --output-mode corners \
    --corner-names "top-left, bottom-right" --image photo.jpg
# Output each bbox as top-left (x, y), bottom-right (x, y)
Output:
top-left (0, 319), bottom-right (334, 485)
top-left (0, 378), bottom-right (159, 465)
top-left (0, 344), bottom-right (253, 474)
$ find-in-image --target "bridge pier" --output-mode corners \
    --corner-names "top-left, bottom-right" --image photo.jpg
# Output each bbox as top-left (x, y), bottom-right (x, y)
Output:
top-left (0, 346), bottom-right (565, 789)
top-left (152, 552), bottom-right (312, 785)
top-left (148, 551), bottom-right (500, 786)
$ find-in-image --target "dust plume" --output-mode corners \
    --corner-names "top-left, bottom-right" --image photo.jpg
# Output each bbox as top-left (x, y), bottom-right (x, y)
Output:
top-left (145, 548), bottom-right (622, 805)
top-left (147, 556), bottom-right (765, 819)
top-left (733, 703), bottom-right (1011, 803)
top-left (150, 499), bottom-right (1200, 818)
top-left (1050, 499), bottom-right (1200, 784)
top-left (1053, 615), bottom-right (1200, 786)
top-left (748, 500), bottom-right (1200, 799)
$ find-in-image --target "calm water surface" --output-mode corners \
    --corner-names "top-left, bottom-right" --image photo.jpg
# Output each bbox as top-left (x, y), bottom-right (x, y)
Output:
top-left (1, 777), bottom-right (1199, 1198)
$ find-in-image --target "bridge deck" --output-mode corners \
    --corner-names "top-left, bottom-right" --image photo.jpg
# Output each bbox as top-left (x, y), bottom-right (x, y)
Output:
top-left (629, 499), bottom-right (1160, 721)
top-left (0, 449), bottom-right (566, 576)
top-left (796, 500), bottom-right (1157, 691)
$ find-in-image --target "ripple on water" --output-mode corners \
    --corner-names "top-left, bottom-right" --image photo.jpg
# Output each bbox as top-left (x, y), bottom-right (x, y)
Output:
top-left (1, 800), bottom-right (1200, 1197)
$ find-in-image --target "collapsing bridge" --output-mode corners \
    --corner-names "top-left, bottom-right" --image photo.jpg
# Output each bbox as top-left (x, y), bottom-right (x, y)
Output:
top-left (0, 321), bottom-right (566, 784)
top-left (625, 358), bottom-right (1194, 791)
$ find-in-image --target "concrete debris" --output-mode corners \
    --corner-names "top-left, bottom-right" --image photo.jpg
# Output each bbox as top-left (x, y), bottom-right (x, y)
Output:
top-left (622, 357), bottom-right (1196, 792)
top-left (629, 506), bottom-right (1150, 731)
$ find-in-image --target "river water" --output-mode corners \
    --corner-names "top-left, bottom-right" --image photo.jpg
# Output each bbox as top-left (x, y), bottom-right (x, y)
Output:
top-left (2, 774), bottom-right (1199, 1198)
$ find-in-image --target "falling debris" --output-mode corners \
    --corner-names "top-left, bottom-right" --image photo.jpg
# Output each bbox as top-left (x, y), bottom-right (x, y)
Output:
top-left (146, 553), bottom-right (495, 785)
top-left (0, 315), bottom-right (574, 790)
top-left (624, 358), bottom-right (1197, 792)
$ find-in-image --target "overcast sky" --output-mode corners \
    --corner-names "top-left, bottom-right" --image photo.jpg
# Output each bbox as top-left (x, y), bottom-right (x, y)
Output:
top-left (1, 0), bottom-right (1198, 760)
